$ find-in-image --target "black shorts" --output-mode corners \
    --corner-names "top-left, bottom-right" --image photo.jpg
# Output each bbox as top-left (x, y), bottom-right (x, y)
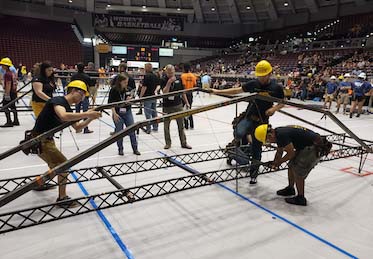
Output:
top-left (352, 96), bottom-right (365, 102)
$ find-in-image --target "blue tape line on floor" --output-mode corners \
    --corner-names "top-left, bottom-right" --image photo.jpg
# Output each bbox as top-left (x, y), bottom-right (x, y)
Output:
top-left (99, 118), bottom-right (115, 129)
top-left (28, 114), bottom-right (133, 258)
top-left (71, 172), bottom-right (134, 259)
top-left (161, 153), bottom-right (358, 259)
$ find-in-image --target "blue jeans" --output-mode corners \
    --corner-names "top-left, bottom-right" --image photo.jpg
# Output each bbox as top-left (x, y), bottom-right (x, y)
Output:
top-left (143, 100), bottom-right (158, 131)
top-left (76, 97), bottom-right (89, 113)
top-left (235, 117), bottom-right (262, 177)
top-left (76, 97), bottom-right (90, 131)
top-left (114, 108), bottom-right (138, 152)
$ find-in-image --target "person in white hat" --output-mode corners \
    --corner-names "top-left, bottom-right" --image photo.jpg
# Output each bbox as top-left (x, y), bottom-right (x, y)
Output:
top-left (349, 72), bottom-right (372, 118)
top-left (323, 76), bottom-right (338, 110)
top-left (336, 73), bottom-right (352, 114)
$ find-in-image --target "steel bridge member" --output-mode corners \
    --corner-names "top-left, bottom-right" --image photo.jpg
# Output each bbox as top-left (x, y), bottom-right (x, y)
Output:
top-left (31, 80), bottom-right (101, 207)
top-left (254, 124), bottom-right (332, 206)
top-left (212, 60), bottom-right (285, 184)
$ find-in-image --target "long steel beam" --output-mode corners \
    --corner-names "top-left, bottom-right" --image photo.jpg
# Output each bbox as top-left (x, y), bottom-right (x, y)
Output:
top-left (0, 93), bottom-right (258, 207)
top-left (0, 88), bottom-right (199, 161)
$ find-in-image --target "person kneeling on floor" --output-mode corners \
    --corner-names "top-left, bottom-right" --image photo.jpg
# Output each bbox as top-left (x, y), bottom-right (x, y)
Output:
top-left (254, 124), bottom-right (332, 206)
top-left (32, 80), bottom-right (101, 208)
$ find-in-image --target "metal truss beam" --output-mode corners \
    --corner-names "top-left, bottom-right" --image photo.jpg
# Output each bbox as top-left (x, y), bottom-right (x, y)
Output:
top-left (1, 137), bottom-right (372, 234)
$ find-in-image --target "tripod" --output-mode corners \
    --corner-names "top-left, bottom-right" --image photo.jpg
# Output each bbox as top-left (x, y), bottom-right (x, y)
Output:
top-left (58, 127), bottom-right (80, 152)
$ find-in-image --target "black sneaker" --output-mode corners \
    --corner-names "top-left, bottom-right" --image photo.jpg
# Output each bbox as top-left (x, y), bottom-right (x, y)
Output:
top-left (133, 150), bottom-right (141, 155)
top-left (285, 195), bottom-right (307, 206)
top-left (276, 186), bottom-right (295, 196)
top-left (349, 112), bottom-right (353, 118)
top-left (356, 113), bottom-right (360, 118)
top-left (249, 177), bottom-right (257, 184)
top-left (56, 196), bottom-right (79, 208)
top-left (0, 123), bottom-right (13, 128)
top-left (12, 121), bottom-right (20, 126)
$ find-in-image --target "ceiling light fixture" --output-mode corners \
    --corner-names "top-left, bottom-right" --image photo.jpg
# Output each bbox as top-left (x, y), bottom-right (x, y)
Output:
top-left (284, 2), bottom-right (289, 7)
top-left (246, 6), bottom-right (251, 10)
top-left (142, 5), bottom-right (146, 9)
top-left (211, 7), bottom-right (216, 11)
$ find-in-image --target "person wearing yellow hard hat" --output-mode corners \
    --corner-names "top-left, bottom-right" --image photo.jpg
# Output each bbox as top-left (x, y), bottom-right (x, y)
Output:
top-left (335, 73), bottom-right (352, 114)
top-left (211, 60), bottom-right (285, 184)
top-left (0, 57), bottom-right (19, 127)
top-left (254, 124), bottom-right (331, 206)
top-left (30, 79), bottom-right (101, 207)
top-left (70, 62), bottom-right (94, 134)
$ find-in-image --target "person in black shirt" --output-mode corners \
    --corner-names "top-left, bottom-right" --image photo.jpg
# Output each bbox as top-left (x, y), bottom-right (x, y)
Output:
top-left (31, 62), bottom-right (56, 117)
top-left (33, 80), bottom-right (101, 207)
top-left (160, 64), bottom-right (191, 149)
top-left (108, 74), bottom-right (140, 156)
top-left (254, 124), bottom-right (329, 206)
top-left (71, 63), bottom-right (94, 134)
top-left (140, 63), bottom-right (159, 133)
top-left (212, 60), bottom-right (284, 184)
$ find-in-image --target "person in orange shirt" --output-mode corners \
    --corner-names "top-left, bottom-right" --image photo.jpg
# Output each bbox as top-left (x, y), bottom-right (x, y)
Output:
top-left (181, 63), bottom-right (197, 129)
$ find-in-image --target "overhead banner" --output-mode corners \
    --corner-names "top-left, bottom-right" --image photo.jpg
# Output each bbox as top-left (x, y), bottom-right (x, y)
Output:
top-left (93, 14), bottom-right (184, 32)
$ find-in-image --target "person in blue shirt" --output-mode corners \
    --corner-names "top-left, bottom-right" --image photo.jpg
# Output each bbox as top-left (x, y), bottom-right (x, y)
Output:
top-left (350, 73), bottom-right (372, 118)
top-left (336, 73), bottom-right (352, 114)
top-left (323, 76), bottom-right (338, 110)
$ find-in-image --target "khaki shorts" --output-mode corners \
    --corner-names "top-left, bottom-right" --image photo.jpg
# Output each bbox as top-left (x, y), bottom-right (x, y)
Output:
top-left (89, 86), bottom-right (98, 97)
top-left (202, 83), bottom-right (210, 90)
top-left (325, 94), bottom-right (334, 102)
top-left (38, 138), bottom-right (67, 170)
top-left (289, 146), bottom-right (319, 178)
top-left (338, 93), bottom-right (350, 105)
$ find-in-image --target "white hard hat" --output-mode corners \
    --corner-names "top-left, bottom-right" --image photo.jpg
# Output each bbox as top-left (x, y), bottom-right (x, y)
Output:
top-left (330, 76), bottom-right (337, 80)
top-left (358, 72), bottom-right (366, 79)
top-left (343, 73), bottom-right (351, 78)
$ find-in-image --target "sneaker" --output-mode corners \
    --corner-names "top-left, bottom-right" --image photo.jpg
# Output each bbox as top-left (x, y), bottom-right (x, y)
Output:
top-left (356, 113), bottom-right (360, 118)
top-left (164, 144), bottom-right (171, 149)
top-left (12, 121), bottom-right (20, 126)
top-left (133, 150), bottom-right (141, 155)
top-left (145, 130), bottom-right (151, 134)
top-left (118, 150), bottom-right (124, 156)
top-left (136, 111), bottom-right (142, 115)
top-left (285, 195), bottom-right (307, 206)
top-left (56, 196), bottom-right (79, 208)
top-left (276, 186), bottom-right (295, 196)
top-left (84, 129), bottom-right (94, 134)
top-left (181, 144), bottom-right (192, 149)
top-left (0, 123), bottom-right (13, 128)
top-left (349, 113), bottom-right (353, 118)
top-left (249, 178), bottom-right (257, 184)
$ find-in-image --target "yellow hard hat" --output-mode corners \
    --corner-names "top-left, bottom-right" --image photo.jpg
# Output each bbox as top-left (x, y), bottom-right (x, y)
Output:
top-left (255, 60), bottom-right (273, 77)
top-left (67, 80), bottom-right (89, 96)
top-left (338, 75), bottom-right (344, 80)
top-left (307, 73), bottom-right (313, 78)
top-left (0, 57), bottom-right (13, 67)
top-left (254, 124), bottom-right (269, 144)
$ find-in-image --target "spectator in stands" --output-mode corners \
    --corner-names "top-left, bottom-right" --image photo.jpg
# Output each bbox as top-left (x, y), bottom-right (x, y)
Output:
top-left (336, 74), bottom-right (352, 114)
top-left (98, 67), bottom-right (106, 87)
top-left (323, 76), bottom-right (338, 110)
top-left (160, 64), bottom-right (191, 150)
top-left (220, 79), bottom-right (227, 89)
top-left (201, 71), bottom-right (211, 93)
top-left (0, 57), bottom-right (19, 127)
top-left (140, 63), bottom-right (159, 134)
top-left (349, 73), bottom-right (372, 118)
top-left (31, 62), bottom-right (56, 117)
top-left (108, 74), bottom-right (140, 156)
top-left (181, 63), bottom-right (197, 129)
top-left (233, 78), bottom-right (241, 88)
top-left (71, 63), bottom-right (94, 134)
top-left (213, 79), bottom-right (220, 89)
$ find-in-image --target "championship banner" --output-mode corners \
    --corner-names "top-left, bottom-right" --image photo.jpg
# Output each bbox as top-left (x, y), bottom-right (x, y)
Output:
top-left (93, 14), bottom-right (184, 32)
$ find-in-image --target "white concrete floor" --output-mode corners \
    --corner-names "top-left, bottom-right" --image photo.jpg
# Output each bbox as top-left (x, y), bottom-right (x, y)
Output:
top-left (0, 92), bottom-right (372, 259)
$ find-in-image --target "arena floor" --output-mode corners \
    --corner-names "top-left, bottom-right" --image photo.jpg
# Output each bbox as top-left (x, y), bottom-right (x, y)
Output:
top-left (0, 91), bottom-right (372, 259)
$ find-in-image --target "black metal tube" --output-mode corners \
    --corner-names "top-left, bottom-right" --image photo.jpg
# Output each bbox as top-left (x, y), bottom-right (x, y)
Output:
top-left (0, 93), bottom-right (257, 207)
top-left (0, 88), bottom-right (199, 161)
top-left (97, 167), bottom-right (124, 190)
